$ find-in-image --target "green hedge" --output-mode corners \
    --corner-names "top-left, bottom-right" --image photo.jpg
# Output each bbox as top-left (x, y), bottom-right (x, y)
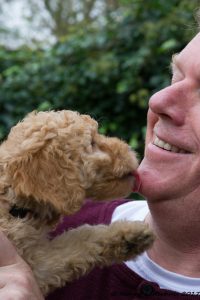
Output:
top-left (0, 0), bottom-right (198, 157)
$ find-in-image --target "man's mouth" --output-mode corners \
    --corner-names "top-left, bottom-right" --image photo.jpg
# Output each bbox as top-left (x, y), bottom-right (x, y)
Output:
top-left (153, 136), bottom-right (189, 154)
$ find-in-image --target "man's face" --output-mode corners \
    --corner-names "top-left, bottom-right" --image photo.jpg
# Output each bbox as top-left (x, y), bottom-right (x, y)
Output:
top-left (138, 33), bottom-right (200, 201)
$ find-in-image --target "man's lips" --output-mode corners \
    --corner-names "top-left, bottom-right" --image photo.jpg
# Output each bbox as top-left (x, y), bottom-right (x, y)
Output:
top-left (132, 171), bottom-right (141, 192)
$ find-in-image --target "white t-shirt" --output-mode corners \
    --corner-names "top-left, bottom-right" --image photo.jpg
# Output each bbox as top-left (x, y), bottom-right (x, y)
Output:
top-left (112, 200), bottom-right (200, 295)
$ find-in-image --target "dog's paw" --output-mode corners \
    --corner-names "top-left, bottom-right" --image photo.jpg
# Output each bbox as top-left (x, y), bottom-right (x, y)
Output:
top-left (104, 221), bottom-right (155, 262)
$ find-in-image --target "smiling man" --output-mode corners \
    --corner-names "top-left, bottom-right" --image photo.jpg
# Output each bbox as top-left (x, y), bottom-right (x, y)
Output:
top-left (46, 29), bottom-right (200, 300)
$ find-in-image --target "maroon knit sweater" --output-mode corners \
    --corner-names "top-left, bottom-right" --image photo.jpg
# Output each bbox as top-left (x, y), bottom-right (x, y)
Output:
top-left (46, 200), bottom-right (200, 300)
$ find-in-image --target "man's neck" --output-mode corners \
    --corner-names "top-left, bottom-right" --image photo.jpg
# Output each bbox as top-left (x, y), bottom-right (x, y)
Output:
top-left (146, 199), bottom-right (200, 277)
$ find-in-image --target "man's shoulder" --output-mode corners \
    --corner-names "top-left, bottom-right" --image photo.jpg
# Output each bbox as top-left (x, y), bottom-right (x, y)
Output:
top-left (112, 200), bottom-right (148, 222)
top-left (52, 199), bottom-right (129, 237)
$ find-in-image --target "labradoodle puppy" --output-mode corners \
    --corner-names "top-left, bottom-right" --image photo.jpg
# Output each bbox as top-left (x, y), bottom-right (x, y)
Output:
top-left (0, 110), bottom-right (154, 295)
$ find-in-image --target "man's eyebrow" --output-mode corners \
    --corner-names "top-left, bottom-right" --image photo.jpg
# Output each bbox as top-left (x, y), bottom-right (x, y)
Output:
top-left (170, 53), bottom-right (180, 70)
top-left (171, 53), bottom-right (179, 66)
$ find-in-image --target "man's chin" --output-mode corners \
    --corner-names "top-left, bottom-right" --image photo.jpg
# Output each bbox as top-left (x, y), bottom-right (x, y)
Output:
top-left (137, 168), bottom-right (168, 201)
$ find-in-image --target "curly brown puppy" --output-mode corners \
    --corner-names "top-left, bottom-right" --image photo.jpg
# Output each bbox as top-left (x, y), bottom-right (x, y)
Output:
top-left (0, 110), bottom-right (154, 296)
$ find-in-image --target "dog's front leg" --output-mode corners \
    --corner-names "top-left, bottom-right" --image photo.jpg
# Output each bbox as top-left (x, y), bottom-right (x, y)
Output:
top-left (29, 221), bottom-right (154, 295)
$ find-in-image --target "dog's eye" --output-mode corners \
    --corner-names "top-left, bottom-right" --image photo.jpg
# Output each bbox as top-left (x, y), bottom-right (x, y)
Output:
top-left (9, 205), bottom-right (31, 219)
top-left (91, 140), bottom-right (96, 147)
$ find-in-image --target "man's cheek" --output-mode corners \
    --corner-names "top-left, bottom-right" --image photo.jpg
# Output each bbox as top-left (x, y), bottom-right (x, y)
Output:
top-left (145, 109), bottom-right (159, 147)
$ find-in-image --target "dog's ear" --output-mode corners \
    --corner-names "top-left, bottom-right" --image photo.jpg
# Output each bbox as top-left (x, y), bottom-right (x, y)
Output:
top-left (6, 152), bottom-right (85, 215)
top-left (2, 112), bottom-right (86, 215)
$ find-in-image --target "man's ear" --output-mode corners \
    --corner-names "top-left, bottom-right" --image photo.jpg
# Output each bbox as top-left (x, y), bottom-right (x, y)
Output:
top-left (5, 141), bottom-right (86, 215)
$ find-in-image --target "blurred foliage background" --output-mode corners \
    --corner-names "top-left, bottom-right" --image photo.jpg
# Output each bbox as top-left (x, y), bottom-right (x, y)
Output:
top-left (0, 0), bottom-right (199, 158)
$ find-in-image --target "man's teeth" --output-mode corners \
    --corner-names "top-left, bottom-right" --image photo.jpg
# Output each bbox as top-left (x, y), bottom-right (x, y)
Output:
top-left (153, 137), bottom-right (186, 153)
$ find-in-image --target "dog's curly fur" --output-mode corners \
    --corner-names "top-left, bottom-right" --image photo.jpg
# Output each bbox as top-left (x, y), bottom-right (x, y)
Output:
top-left (0, 110), bottom-right (154, 295)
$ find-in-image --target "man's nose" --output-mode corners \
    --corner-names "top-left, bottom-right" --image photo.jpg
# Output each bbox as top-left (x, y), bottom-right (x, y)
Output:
top-left (148, 83), bottom-right (186, 126)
